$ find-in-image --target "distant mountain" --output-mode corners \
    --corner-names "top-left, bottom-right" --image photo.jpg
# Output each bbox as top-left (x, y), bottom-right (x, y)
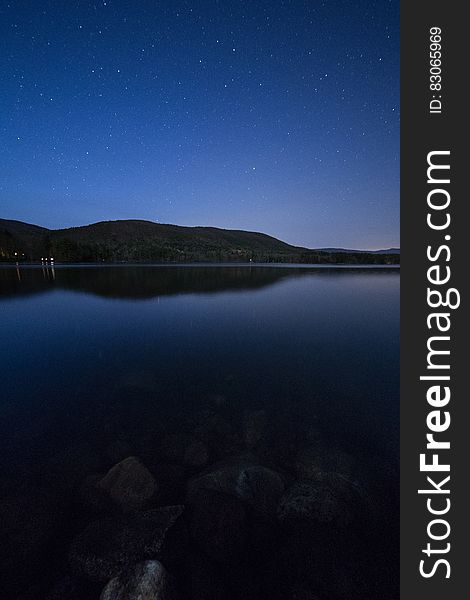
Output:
top-left (318, 247), bottom-right (400, 254)
top-left (0, 218), bottom-right (400, 265)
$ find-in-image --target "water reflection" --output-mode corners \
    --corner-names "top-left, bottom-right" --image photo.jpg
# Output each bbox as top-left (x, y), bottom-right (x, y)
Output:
top-left (0, 263), bottom-right (398, 299)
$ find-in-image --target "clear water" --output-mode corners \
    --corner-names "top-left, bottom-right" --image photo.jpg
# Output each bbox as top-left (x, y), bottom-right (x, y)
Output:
top-left (0, 265), bottom-right (399, 599)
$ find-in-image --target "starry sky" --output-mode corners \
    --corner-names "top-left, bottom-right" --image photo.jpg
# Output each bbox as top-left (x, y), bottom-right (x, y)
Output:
top-left (1, 0), bottom-right (399, 250)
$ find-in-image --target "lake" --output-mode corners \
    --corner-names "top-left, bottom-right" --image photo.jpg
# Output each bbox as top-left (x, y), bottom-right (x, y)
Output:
top-left (0, 265), bottom-right (399, 599)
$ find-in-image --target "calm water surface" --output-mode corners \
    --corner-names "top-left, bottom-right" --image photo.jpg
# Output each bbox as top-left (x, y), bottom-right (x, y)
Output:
top-left (0, 265), bottom-right (399, 599)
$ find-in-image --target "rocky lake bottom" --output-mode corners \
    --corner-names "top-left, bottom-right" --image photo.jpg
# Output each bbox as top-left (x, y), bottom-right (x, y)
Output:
top-left (1, 394), bottom-right (399, 600)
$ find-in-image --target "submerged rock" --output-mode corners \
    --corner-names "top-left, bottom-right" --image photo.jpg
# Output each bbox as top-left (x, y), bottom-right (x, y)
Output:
top-left (187, 461), bottom-right (285, 517)
top-left (97, 457), bottom-right (157, 510)
top-left (278, 479), bottom-right (346, 526)
top-left (100, 560), bottom-right (175, 600)
top-left (189, 488), bottom-right (247, 562)
top-left (69, 505), bottom-right (184, 582)
top-left (294, 446), bottom-right (355, 481)
top-left (277, 473), bottom-right (369, 527)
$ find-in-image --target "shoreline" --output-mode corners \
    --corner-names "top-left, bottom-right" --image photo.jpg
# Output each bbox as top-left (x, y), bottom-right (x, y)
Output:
top-left (0, 262), bottom-right (400, 269)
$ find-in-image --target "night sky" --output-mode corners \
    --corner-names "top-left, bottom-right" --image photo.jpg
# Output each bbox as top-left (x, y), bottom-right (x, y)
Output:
top-left (1, 0), bottom-right (399, 250)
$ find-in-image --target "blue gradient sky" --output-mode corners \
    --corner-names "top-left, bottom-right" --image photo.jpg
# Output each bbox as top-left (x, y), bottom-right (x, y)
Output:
top-left (0, 0), bottom-right (399, 249)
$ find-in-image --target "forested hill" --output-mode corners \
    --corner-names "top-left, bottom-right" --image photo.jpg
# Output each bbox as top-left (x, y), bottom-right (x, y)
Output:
top-left (0, 219), bottom-right (400, 265)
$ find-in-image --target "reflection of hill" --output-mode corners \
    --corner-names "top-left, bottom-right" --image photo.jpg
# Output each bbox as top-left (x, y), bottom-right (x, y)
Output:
top-left (0, 266), bottom-right (306, 299)
top-left (57, 266), bottom-right (308, 299)
top-left (0, 265), bottom-right (399, 300)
